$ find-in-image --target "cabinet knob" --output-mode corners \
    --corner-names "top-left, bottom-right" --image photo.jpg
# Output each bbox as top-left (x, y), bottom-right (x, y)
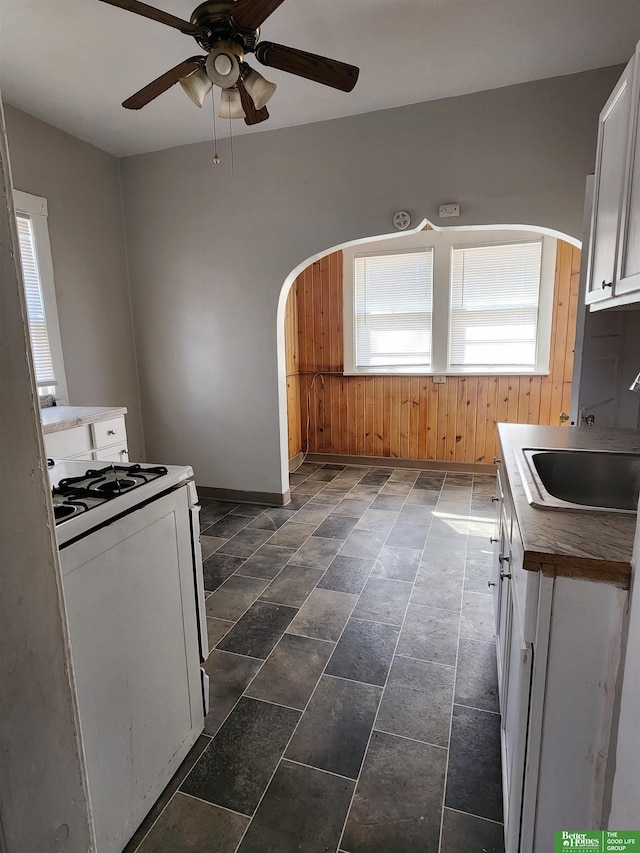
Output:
top-left (107, 429), bottom-right (116, 436)
top-left (490, 537), bottom-right (499, 544)
top-left (491, 496), bottom-right (500, 503)
top-left (601, 280), bottom-right (613, 289)
top-left (499, 554), bottom-right (510, 565)
top-left (493, 457), bottom-right (501, 465)
top-left (500, 572), bottom-right (512, 580)
top-left (488, 581), bottom-right (497, 588)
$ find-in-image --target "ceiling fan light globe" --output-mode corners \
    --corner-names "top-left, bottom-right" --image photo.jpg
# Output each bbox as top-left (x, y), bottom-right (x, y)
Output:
top-left (178, 67), bottom-right (212, 108)
top-left (206, 46), bottom-right (241, 88)
top-left (218, 88), bottom-right (246, 119)
top-left (244, 69), bottom-right (277, 110)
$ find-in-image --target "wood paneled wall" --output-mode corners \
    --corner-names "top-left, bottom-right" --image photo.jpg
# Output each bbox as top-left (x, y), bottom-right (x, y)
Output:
top-left (284, 240), bottom-right (580, 464)
top-left (284, 284), bottom-right (302, 458)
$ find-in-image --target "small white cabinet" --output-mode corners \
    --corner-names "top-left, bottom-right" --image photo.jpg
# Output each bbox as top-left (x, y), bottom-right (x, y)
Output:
top-left (42, 407), bottom-right (129, 463)
top-left (587, 41), bottom-right (640, 309)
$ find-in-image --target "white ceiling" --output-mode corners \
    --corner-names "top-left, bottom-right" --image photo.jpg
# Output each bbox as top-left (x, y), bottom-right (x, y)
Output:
top-left (1, 0), bottom-right (640, 157)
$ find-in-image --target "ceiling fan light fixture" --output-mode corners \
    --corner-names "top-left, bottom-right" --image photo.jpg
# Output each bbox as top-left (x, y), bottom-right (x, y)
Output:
top-left (179, 66), bottom-right (212, 107)
top-left (243, 68), bottom-right (277, 110)
top-left (206, 42), bottom-right (242, 88)
top-left (218, 88), bottom-right (246, 119)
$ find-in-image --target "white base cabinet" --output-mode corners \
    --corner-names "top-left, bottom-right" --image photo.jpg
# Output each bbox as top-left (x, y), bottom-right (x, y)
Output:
top-left (494, 459), bottom-right (627, 853)
top-left (43, 412), bottom-right (128, 463)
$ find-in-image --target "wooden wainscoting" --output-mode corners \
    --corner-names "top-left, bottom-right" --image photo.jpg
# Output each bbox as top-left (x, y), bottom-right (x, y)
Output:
top-left (284, 240), bottom-right (580, 464)
top-left (284, 284), bottom-right (302, 458)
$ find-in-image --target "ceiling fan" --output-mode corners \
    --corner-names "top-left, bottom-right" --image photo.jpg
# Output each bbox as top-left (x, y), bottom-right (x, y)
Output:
top-left (98, 0), bottom-right (360, 126)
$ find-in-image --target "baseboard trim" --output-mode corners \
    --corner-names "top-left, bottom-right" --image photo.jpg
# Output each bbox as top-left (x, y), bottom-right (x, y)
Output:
top-left (303, 453), bottom-right (495, 474)
top-left (197, 485), bottom-right (291, 507)
top-left (288, 452), bottom-right (304, 472)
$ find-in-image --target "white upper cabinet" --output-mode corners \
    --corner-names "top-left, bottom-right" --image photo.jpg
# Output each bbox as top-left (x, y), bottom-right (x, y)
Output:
top-left (586, 59), bottom-right (633, 305)
top-left (617, 41), bottom-right (640, 295)
top-left (588, 43), bottom-right (640, 309)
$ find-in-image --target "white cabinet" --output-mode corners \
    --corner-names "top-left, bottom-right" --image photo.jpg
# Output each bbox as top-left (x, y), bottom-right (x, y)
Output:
top-left (43, 412), bottom-right (129, 463)
top-left (493, 455), bottom-right (626, 853)
top-left (588, 42), bottom-right (640, 309)
top-left (617, 41), bottom-right (640, 295)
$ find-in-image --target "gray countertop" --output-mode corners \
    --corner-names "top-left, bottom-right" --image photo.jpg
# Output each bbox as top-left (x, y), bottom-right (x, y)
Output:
top-left (498, 423), bottom-right (639, 586)
top-left (41, 406), bottom-right (127, 434)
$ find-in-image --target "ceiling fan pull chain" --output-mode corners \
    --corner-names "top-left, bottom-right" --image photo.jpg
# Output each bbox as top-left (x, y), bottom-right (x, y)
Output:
top-left (229, 110), bottom-right (235, 178)
top-left (211, 84), bottom-right (220, 165)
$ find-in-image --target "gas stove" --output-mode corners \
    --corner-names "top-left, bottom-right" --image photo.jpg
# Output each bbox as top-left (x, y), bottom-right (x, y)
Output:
top-left (48, 459), bottom-right (195, 546)
top-left (51, 462), bottom-right (169, 523)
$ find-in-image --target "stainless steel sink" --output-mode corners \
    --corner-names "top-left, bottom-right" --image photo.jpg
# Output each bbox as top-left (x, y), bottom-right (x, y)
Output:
top-left (516, 448), bottom-right (640, 513)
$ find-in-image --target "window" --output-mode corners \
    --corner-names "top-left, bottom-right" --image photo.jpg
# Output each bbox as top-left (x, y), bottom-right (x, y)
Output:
top-left (343, 229), bottom-right (556, 375)
top-left (450, 240), bottom-right (543, 370)
top-left (13, 191), bottom-right (68, 403)
top-left (354, 249), bottom-right (433, 370)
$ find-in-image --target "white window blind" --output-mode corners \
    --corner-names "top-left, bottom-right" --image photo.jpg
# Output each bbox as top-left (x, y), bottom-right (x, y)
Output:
top-left (354, 250), bottom-right (433, 369)
top-left (15, 213), bottom-right (57, 387)
top-left (449, 240), bottom-right (543, 370)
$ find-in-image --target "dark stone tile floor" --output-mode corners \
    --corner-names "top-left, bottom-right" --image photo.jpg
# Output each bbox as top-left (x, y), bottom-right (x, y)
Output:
top-left (126, 463), bottom-right (505, 853)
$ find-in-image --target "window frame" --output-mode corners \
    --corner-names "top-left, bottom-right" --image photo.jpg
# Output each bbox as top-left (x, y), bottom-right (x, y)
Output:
top-left (13, 190), bottom-right (68, 404)
top-left (343, 228), bottom-right (556, 376)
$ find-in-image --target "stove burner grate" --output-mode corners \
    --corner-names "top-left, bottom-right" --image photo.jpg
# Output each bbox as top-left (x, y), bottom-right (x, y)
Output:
top-left (52, 463), bottom-right (170, 522)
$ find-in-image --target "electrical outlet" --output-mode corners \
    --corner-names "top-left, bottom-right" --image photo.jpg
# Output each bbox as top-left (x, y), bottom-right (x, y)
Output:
top-left (439, 203), bottom-right (460, 218)
top-left (433, 375), bottom-right (447, 384)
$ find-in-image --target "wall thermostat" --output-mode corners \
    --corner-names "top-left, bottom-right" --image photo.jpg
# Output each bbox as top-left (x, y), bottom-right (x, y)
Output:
top-left (392, 211), bottom-right (411, 230)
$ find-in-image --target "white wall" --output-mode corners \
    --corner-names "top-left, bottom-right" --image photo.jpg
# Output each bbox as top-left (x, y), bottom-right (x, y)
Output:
top-left (4, 105), bottom-right (145, 460)
top-left (120, 66), bottom-right (623, 495)
top-left (0, 101), bottom-right (94, 853)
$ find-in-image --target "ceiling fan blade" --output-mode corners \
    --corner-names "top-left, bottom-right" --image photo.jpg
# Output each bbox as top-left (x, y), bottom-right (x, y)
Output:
top-left (237, 79), bottom-right (270, 125)
top-left (98, 0), bottom-right (200, 36)
top-left (255, 42), bottom-right (359, 92)
top-left (230, 0), bottom-right (286, 31)
top-left (122, 57), bottom-right (205, 109)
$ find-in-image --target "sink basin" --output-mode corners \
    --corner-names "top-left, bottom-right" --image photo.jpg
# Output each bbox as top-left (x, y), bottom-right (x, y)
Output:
top-left (517, 448), bottom-right (640, 513)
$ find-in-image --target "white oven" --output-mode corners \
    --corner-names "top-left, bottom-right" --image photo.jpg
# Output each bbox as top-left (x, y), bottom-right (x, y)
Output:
top-left (51, 459), bottom-right (209, 853)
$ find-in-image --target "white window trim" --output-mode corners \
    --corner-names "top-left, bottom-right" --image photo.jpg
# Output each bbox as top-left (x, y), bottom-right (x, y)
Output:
top-left (343, 228), bottom-right (556, 376)
top-left (13, 189), bottom-right (69, 404)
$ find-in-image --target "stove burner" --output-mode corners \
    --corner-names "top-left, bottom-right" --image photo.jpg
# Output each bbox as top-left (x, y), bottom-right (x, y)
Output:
top-left (94, 477), bottom-right (138, 494)
top-left (54, 504), bottom-right (81, 521)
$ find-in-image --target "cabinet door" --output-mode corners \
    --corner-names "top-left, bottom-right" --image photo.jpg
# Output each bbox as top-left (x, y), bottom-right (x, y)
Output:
top-left (617, 43), bottom-right (640, 295)
top-left (586, 61), bottom-right (633, 304)
top-left (502, 589), bottom-right (533, 853)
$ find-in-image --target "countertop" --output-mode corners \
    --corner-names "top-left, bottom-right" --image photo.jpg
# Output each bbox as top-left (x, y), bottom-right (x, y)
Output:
top-left (41, 406), bottom-right (127, 434)
top-left (498, 423), bottom-right (640, 586)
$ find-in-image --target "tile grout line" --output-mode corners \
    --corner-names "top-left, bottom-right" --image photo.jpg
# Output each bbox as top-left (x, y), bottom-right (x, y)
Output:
top-left (128, 737), bottom-right (213, 853)
top-left (179, 789), bottom-right (252, 820)
top-left (444, 804), bottom-right (505, 826)
top-left (437, 481), bottom-right (473, 853)
top-left (335, 476), bottom-right (443, 852)
top-left (372, 727), bottom-right (449, 752)
top-left (281, 757), bottom-right (357, 784)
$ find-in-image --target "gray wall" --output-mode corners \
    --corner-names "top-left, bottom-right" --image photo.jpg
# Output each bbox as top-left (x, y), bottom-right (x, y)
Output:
top-left (4, 105), bottom-right (145, 460)
top-left (0, 102), bottom-right (94, 853)
top-left (120, 66), bottom-right (622, 495)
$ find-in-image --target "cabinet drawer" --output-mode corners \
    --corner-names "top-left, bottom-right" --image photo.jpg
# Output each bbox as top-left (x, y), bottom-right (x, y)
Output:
top-left (94, 443), bottom-right (129, 463)
top-left (44, 426), bottom-right (91, 459)
top-left (92, 416), bottom-right (126, 449)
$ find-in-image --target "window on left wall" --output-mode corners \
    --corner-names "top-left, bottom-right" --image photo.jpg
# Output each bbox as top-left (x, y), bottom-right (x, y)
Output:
top-left (13, 190), bottom-right (68, 404)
